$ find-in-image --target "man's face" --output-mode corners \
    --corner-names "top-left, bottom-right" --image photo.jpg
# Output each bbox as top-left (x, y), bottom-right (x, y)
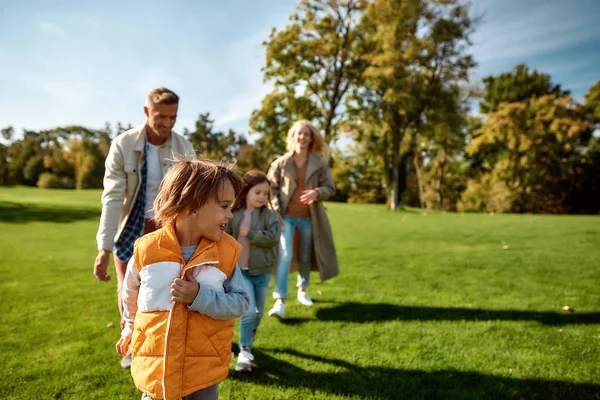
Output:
top-left (144, 102), bottom-right (178, 137)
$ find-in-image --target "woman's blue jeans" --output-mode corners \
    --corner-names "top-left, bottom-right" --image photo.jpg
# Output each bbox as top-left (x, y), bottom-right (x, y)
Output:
top-left (272, 215), bottom-right (313, 300)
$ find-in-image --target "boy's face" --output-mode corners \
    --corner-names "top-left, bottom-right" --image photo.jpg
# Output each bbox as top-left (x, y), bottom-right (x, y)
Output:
top-left (192, 180), bottom-right (235, 242)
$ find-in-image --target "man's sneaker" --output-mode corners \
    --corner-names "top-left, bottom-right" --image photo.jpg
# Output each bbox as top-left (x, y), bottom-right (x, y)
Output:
top-left (297, 290), bottom-right (313, 306)
top-left (235, 349), bottom-right (254, 372)
top-left (268, 302), bottom-right (285, 319)
top-left (120, 349), bottom-right (132, 369)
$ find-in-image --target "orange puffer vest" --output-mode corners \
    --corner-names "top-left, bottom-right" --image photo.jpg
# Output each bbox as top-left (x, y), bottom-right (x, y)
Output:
top-left (130, 224), bottom-right (241, 400)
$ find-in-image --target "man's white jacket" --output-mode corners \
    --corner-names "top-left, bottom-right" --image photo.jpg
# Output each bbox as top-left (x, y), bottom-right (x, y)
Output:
top-left (96, 124), bottom-right (194, 252)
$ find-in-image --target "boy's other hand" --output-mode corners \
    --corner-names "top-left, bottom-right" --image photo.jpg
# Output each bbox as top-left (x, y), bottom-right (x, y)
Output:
top-left (116, 336), bottom-right (131, 356)
top-left (171, 271), bottom-right (200, 305)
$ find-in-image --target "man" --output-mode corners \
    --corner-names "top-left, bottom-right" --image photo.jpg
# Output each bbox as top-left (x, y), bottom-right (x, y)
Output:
top-left (93, 87), bottom-right (194, 368)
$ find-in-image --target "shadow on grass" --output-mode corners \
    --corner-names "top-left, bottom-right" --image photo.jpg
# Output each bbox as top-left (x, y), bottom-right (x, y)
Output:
top-left (231, 348), bottom-right (600, 400)
top-left (279, 317), bottom-right (313, 326)
top-left (0, 201), bottom-right (100, 223)
top-left (315, 303), bottom-right (600, 326)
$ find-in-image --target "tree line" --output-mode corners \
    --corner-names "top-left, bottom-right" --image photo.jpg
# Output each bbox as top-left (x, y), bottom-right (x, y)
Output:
top-left (2, 0), bottom-right (599, 214)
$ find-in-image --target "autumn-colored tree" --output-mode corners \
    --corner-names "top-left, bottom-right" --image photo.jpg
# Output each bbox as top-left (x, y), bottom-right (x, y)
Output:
top-left (466, 94), bottom-right (592, 213)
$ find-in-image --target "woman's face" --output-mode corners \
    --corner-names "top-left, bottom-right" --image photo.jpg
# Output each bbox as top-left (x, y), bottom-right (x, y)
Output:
top-left (293, 126), bottom-right (313, 153)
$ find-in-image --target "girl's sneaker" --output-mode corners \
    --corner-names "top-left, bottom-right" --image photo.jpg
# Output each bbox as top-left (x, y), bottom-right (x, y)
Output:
top-left (235, 349), bottom-right (254, 372)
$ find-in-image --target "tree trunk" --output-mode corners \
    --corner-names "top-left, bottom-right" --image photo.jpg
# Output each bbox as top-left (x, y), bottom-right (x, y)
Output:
top-left (389, 113), bottom-right (402, 209)
top-left (436, 149), bottom-right (446, 210)
top-left (413, 150), bottom-right (426, 209)
top-left (390, 143), bottom-right (401, 209)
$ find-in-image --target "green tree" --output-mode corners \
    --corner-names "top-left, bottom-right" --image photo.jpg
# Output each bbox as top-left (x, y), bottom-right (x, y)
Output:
top-left (23, 155), bottom-right (46, 186)
top-left (185, 113), bottom-right (247, 162)
top-left (466, 94), bottom-right (592, 213)
top-left (1, 126), bottom-right (14, 142)
top-left (354, 0), bottom-right (475, 208)
top-left (412, 87), bottom-right (470, 210)
top-left (584, 78), bottom-right (600, 126)
top-left (479, 64), bottom-right (566, 114)
top-left (251, 0), bottom-right (365, 161)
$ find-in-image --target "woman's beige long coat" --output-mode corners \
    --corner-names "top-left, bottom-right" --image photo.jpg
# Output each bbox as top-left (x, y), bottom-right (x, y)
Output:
top-left (267, 152), bottom-right (339, 282)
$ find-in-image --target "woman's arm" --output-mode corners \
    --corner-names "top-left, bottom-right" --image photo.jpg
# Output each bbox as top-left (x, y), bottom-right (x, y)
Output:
top-left (315, 163), bottom-right (336, 201)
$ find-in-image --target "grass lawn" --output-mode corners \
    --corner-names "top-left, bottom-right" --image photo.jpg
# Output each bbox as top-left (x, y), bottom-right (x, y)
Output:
top-left (0, 186), bottom-right (599, 400)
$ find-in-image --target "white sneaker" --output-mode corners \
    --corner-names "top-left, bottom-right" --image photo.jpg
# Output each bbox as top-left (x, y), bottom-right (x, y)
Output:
top-left (297, 290), bottom-right (313, 306)
top-left (268, 302), bottom-right (285, 319)
top-left (235, 349), bottom-right (254, 372)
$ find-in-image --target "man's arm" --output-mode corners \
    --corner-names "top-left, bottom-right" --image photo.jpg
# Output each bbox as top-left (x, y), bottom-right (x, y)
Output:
top-left (94, 141), bottom-right (127, 281)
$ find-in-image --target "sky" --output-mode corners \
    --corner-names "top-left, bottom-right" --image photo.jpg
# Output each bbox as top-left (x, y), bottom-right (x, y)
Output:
top-left (1, 0), bottom-right (599, 140)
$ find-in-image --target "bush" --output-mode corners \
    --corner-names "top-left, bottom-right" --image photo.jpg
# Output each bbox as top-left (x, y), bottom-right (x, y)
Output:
top-left (37, 173), bottom-right (75, 189)
top-left (37, 173), bottom-right (62, 189)
top-left (457, 173), bottom-right (514, 213)
top-left (23, 155), bottom-right (45, 186)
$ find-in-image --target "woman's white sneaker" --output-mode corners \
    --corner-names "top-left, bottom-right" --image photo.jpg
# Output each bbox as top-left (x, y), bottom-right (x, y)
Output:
top-left (297, 290), bottom-right (313, 306)
top-left (268, 302), bottom-right (285, 319)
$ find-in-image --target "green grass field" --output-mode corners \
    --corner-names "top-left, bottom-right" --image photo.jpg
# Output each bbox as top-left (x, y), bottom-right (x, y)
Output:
top-left (1, 186), bottom-right (599, 400)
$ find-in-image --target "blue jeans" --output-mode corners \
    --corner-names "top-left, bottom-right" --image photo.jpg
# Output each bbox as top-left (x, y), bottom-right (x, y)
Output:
top-left (273, 215), bottom-right (313, 300)
top-left (239, 270), bottom-right (271, 347)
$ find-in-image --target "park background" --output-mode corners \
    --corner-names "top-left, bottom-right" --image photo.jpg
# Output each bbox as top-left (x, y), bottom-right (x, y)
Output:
top-left (1, 1), bottom-right (599, 399)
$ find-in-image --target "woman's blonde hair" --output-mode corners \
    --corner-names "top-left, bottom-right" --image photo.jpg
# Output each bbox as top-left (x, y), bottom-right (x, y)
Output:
top-left (286, 119), bottom-right (327, 159)
top-left (153, 155), bottom-right (244, 227)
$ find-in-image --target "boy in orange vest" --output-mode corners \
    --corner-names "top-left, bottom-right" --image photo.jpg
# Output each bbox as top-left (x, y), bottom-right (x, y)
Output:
top-left (115, 156), bottom-right (249, 400)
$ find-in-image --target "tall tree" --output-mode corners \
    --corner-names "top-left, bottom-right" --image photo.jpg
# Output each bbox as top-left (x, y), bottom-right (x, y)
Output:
top-left (251, 0), bottom-right (365, 160)
top-left (354, 0), bottom-right (475, 208)
top-left (479, 64), bottom-right (566, 114)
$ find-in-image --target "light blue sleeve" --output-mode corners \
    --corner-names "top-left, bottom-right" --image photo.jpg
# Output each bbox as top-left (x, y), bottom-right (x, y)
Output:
top-left (188, 264), bottom-right (250, 320)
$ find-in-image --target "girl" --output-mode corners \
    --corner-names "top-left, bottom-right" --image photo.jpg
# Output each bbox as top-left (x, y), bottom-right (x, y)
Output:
top-left (267, 119), bottom-right (339, 320)
top-left (226, 171), bottom-right (281, 372)
top-left (115, 156), bottom-right (249, 400)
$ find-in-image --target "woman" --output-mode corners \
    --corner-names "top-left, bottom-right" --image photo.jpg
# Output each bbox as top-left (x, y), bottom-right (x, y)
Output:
top-left (267, 119), bottom-right (339, 319)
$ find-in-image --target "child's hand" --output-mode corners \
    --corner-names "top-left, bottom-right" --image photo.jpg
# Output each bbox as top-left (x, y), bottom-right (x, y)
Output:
top-left (171, 271), bottom-right (200, 305)
top-left (239, 225), bottom-right (249, 236)
top-left (116, 336), bottom-right (131, 356)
